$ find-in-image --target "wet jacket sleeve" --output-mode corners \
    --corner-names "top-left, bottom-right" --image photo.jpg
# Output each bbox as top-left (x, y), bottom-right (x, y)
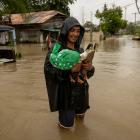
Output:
top-left (44, 47), bottom-right (70, 81)
top-left (44, 47), bottom-right (71, 112)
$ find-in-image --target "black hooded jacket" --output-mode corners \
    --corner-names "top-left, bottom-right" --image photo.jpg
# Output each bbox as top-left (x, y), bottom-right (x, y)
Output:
top-left (44, 17), bottom-right (94, 112)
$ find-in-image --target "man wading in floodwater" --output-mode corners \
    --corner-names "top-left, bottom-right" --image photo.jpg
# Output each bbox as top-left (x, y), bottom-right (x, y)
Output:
top-left (44, 17), bottom-right (95, 128)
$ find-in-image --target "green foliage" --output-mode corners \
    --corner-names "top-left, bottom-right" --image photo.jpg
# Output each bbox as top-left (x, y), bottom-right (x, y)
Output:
top-left (95, 4), bottom-right (127, 35)
top-left (30, 0), bottom-right (75, 15)
top-left (0, 0), bottom-right (76, 16)
top-left (134, 26), bottom-right (140, 37)
top-left (0, 0), bottom-right (32, 14)
top-left (16, 52), bottom-right (22, 59)
top-left (83, 21), bottom-right (95, 31)
top-left (125, 22), bottom-right (135, 35)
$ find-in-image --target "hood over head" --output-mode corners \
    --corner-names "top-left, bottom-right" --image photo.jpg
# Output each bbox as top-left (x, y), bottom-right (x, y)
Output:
top-left (58, 17), bottom-right (85, 49)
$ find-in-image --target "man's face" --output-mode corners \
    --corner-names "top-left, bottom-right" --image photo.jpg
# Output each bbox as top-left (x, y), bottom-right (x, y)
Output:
top-left (67, 26), bottom-right (81, 44)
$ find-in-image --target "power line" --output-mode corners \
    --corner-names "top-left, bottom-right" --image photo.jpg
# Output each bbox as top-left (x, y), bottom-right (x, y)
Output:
top-left (122, 3), bottom-right (135, 20)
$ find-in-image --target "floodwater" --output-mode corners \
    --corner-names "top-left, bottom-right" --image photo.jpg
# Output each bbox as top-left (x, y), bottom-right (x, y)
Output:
top-left (0, 36), bottom-right (140, 140)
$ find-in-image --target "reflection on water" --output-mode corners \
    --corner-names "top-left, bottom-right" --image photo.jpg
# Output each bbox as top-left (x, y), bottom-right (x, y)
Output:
top-left (0, 36), bottom-right (140, 140)
top-left (0, 63), bottom-right (17, 72)
top-left (58, 119), bottom-right (90, 140)
top-left (94, 35), bottom-right (140, 76)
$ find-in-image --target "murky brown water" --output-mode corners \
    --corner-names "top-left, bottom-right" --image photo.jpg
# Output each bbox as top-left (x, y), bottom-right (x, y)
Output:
top-left (0, 36), bottom-right (140, 140)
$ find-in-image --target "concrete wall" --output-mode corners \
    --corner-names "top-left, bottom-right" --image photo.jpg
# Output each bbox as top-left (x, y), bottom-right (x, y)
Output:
top-left (82, 31), bottom-right (104, 48)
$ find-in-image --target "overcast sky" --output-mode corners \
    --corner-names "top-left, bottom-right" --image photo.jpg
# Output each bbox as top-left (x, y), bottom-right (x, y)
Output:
top-left (69, 0), bottom-right (140, 24)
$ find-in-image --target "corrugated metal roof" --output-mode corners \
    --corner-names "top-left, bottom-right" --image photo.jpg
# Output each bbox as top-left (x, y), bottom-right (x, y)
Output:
top-left (11, 10), bottom-right (66, 25)
top-left (0, 25), bottom-right (14, 31)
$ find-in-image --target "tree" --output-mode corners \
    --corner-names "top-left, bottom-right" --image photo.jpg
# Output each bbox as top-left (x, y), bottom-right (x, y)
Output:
top-left (135, 0), bottom-right (140, 14)
top-left (95, 4), bottom-right (127, 35)
top-left (0, 0), bottom-right (76, 16)
top-left (0, 0), bottom-right (32, 15)
top-left (83, 21), bottom-right (95, 31)
top-left (30, 0), bottom-right (75, 15)
top-left (126, 22), bottom-right (135, 35)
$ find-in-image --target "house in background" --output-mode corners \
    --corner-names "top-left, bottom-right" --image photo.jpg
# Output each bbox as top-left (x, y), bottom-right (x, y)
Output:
top-left (5, 10), bottom-right (66, 43)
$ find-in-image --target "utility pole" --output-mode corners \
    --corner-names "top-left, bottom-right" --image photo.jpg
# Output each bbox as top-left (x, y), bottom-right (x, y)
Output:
top-left (124, 7), bottom-right (127, 20)
top-left (90, 11), bottom-right (93, 42)
top-left (81, 6), bottom-right (85, 25)
top-left (123, 3), bottom-right (135, 20)
top-left (132, 12), bottom-right (139, 25)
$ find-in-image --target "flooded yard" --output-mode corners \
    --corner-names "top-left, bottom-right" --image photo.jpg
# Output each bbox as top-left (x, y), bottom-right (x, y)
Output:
top-left (0, 36), bottom-right (140, 140)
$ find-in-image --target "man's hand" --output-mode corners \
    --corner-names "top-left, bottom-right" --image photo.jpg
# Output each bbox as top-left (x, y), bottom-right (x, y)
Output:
top-left (71, 63), bottom-right (81, 72)
top-left (82, 62), bottom-right (92, 70)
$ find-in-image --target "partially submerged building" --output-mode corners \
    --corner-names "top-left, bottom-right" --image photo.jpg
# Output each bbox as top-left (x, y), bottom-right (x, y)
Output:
top-left (7, 10), bottom-right (66, 43)
top-left (0, 25), bottom-right (16, 64)
top-left (0, 25), bottom-right (16, 45)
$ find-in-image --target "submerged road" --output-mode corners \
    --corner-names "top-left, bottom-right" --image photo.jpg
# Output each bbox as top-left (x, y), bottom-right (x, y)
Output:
top-left (0, 36), bottom-right (140, 140)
